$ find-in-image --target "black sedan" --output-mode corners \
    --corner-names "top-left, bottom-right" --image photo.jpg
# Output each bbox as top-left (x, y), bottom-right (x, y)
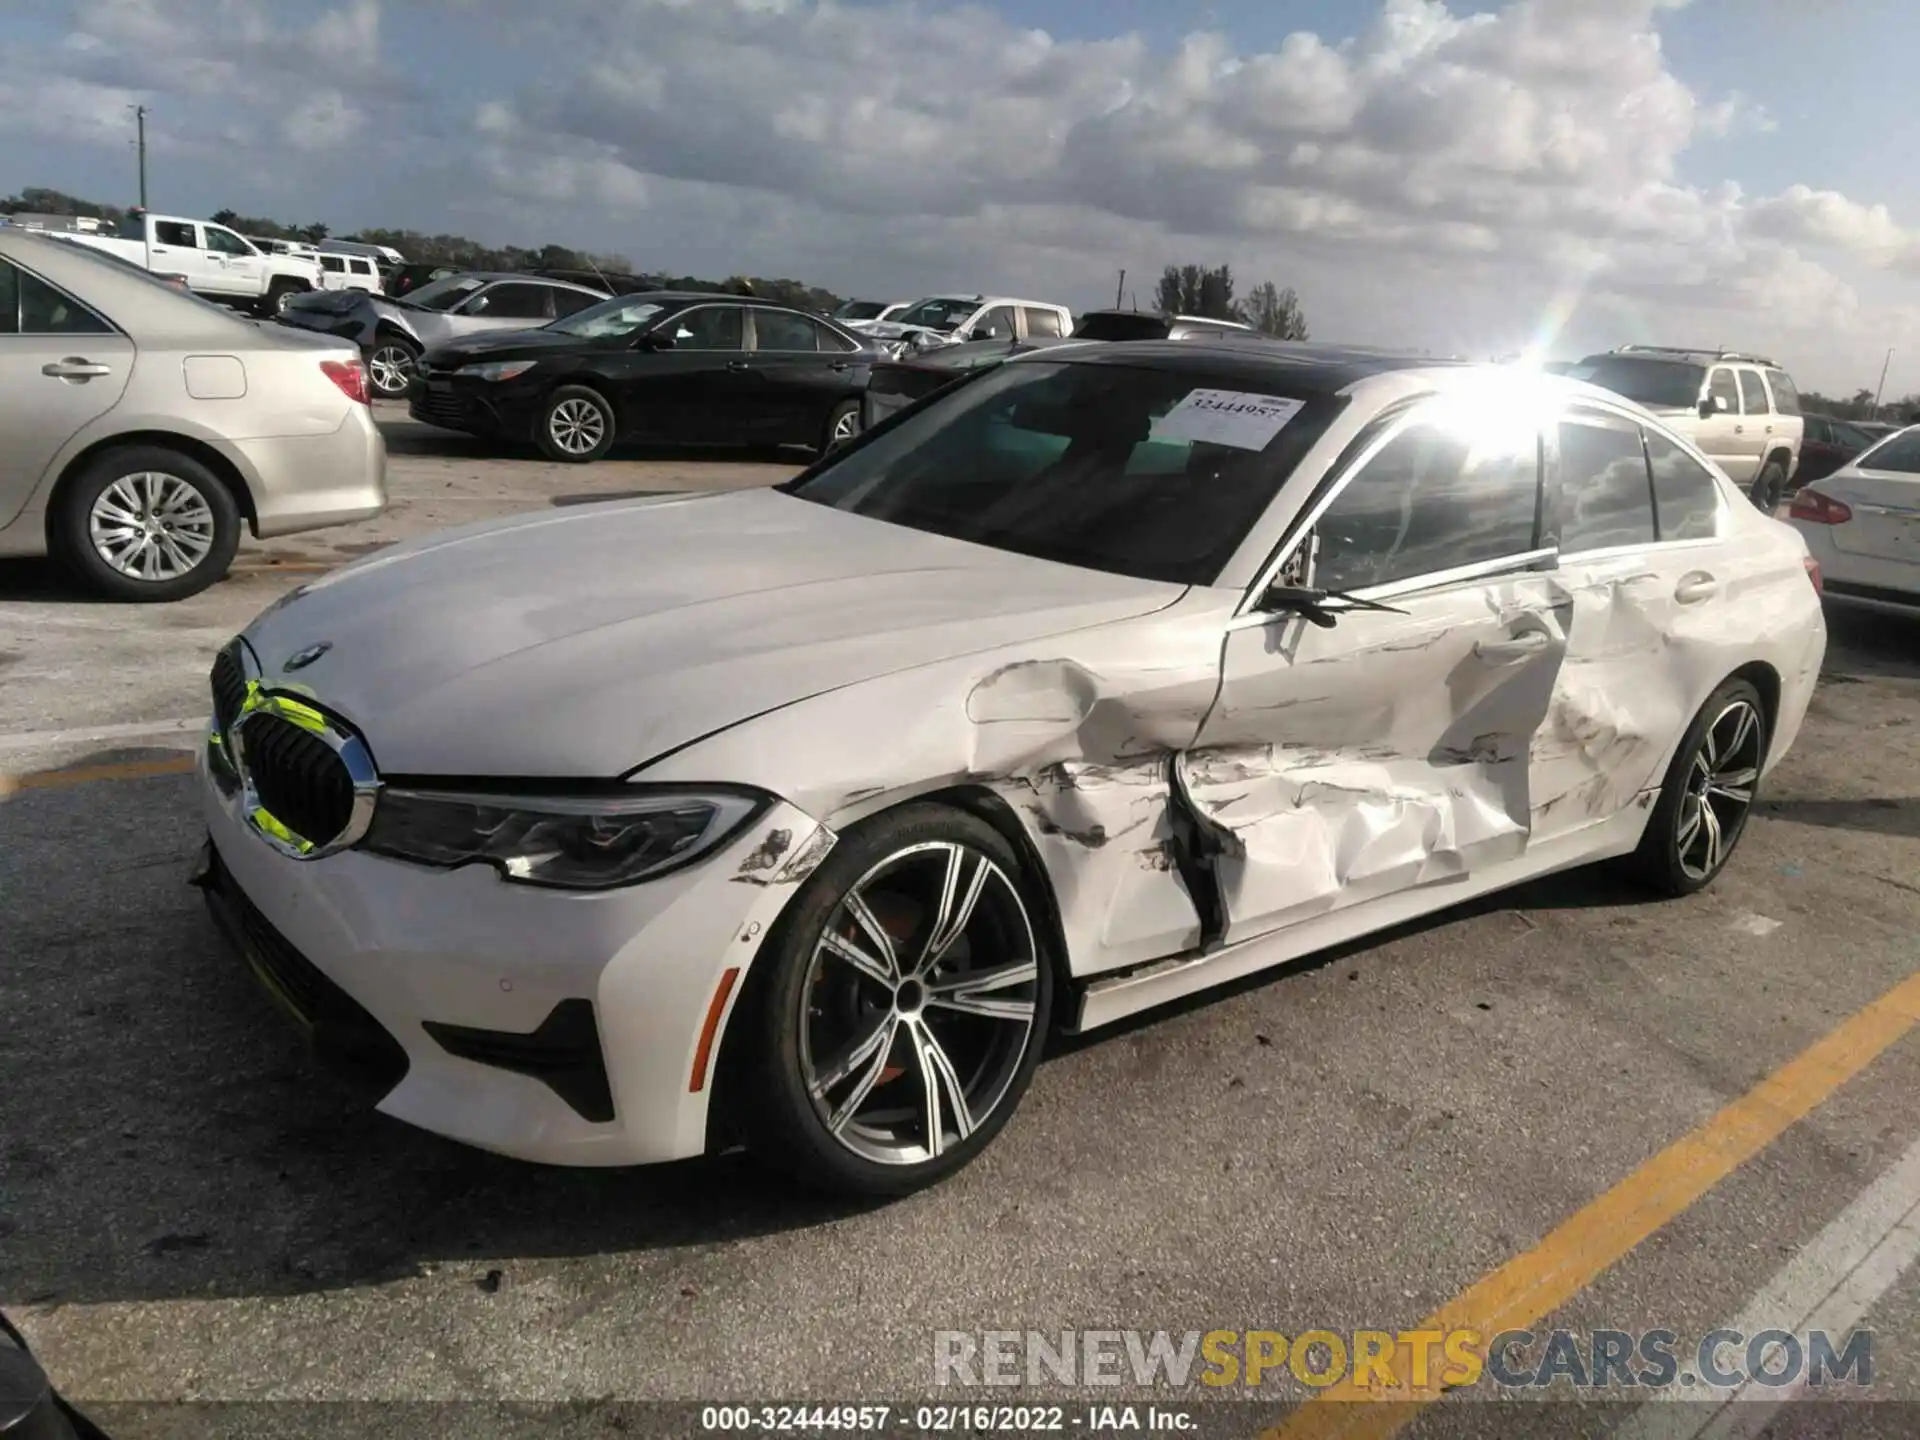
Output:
top-left (410, 292), bottom-right (879, 462)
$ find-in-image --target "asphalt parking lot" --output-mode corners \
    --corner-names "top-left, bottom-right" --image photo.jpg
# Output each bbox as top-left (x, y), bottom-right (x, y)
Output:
top-left (3, 405), bottom-right (1919, 1437)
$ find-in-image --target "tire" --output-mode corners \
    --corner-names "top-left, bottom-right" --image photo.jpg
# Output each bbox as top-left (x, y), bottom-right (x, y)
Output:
top-left (263, 279), bottom-right (306, 319)
top-left (366, 335), bottom-right (421, 400)
top-left (1749, 455), bottom-right (1788, 513)
top-left (535, 385), bottom-right (616, 463)
top-left (734, 803), bottom-right (1055, 1196)
top-left (51, 445), bottom-right (242, 602)
top-left (1626, 678), bottom-right (1769, 897)
top-left (822, 399), bottom-right (861, 453)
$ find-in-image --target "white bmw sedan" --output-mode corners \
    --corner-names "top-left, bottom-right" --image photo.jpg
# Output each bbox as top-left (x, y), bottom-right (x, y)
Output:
top-left (194, 341), bottom-right (1826, 1196)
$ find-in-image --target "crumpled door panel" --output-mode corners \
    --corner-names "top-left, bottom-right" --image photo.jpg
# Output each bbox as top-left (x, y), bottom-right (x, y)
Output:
top-left (1177, 574), bottom-right (1573, 947)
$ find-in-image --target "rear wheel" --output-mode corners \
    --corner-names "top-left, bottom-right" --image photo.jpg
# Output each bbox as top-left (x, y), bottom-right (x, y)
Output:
top-left (1749, 455), bottom-right (1788, 512)
top-left (735, 804), bottom-right (1054, 1196)
top-left (52, 445), bottom-right (242, 602)
top-left (366, 336), bottom-right (420, 399)
top-left (536, 385), bottom-right (616, 463)
top-left (822, 399), bottom-right (861, 453)
top-left (1627, 678), bottom-right (1769, 897)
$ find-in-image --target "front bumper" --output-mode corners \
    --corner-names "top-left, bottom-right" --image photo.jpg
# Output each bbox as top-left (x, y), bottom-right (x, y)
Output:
top-left (196, 741), bottom-right (833, 1166)
top-left (408, 373), bottom-right (541, 439)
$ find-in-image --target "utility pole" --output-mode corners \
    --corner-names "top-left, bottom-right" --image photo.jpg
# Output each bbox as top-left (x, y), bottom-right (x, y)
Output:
top-left (1114, 268), bottom-right (1125, 309)
top-left (131, 104), bottom-right (149, 210)
top-left (1873, 347), bottom-right (1894, 417)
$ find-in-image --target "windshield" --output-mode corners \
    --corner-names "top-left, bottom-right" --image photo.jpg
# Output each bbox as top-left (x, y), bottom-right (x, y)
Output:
top-left (893, 297), bottom-right (978, 332)
top-left (1569, 356), bottom-right (1706, 409)
top-left (833, 300), bottom-right (889, 321)
top-left (785, 359), bottom-right (1342, 585)
top-left (547, 296), bottom-right (667, 339)
top-left (403, 274), bottom-right (487, 311)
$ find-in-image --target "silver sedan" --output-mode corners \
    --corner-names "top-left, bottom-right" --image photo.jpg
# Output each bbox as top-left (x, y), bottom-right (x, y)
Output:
top-left (0, 229), bottom-right (386, 601)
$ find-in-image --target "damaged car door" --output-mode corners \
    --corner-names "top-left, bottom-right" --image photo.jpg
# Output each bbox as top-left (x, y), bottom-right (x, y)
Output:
top-left (1177, 399), bottom-right (1569, 946)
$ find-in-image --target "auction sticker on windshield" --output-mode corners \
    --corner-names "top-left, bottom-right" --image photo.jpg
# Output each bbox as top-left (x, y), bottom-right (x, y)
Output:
top-left (1150, 389), bottom-right (1306, 451)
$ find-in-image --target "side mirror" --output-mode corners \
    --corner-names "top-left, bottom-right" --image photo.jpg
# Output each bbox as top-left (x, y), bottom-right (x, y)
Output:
top-left (1698, 394), bottom-right (1727, 418)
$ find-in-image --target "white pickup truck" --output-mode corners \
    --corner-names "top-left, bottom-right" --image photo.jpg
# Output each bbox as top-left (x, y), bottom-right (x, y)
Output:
top-left (65, 211), bottom-right (323, 317)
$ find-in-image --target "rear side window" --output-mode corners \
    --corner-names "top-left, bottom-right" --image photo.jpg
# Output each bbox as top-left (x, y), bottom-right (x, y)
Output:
top-left (1802, 416), bottom-right (1830, 445)
top-left (1857, 431), bottom-right (1920, 474)
top-left (1312, 412), bottom-right (1541, 593)
top-left (1558, 418), bottom-right (1654, 552)
top-left (0, 259), bottom-right (15, 335)
top-left (153, 220), bottom-right (196, 247)
top-left (1645, 431), bottom-right (1719, 541)
top-left (972, 305), bottom-right (1017, 341)
top-left (1022, 306), bottom-right (1064, 338)
top-left (473, 283), bottom-right (552, 319)
top-left (819, 323), bottom-right (860, 353)
top-left (1707, 369), bottom-right (1738, 412)
top-left (1765, 370), bottom-right (1801, 415)
top-left (549, 288), bottom-right (599, 318)
top-left (752, 310), bottom-right (823, 352)
top-left (1735, 370), bottom-right (1767, 415)
top-left (321, 256), bottom-right (345, 273)
top-left (3, 261), bottom-right (113, 335)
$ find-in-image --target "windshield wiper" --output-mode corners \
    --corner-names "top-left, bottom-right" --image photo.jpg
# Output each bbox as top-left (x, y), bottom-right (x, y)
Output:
top-left (1261, 585), bottom-right (1409, 628)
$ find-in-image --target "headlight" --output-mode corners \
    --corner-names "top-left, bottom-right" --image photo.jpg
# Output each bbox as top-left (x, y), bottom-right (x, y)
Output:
top-left (459, 360), bottom-right (537, 382)
top-left (361, 787), bottom-right (765, 890)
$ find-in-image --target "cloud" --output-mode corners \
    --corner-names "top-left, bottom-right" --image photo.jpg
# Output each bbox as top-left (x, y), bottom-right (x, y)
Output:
top-left (5, 0), bottom-right (1920, 390)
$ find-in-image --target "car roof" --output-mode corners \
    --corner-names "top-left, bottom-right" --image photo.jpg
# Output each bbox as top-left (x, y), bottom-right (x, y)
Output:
top-left (1010, 337), bottom-right (1465, 392)
top-left (453, 271), bottom-right (605, 293)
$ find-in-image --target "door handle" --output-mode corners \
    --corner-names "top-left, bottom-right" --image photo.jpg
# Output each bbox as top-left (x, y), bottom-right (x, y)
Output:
top-left (726, 360), bottom-right (751, 372)
top-left (42, 359), bottom-right (111, 379)
top-left (1674, 571), bottom-right (1719, 604)
top-left (829, 361), bottom-right (851, 371)
top-left (1733, 424), bottom-right (1745, 434)
top-left (1473, 630), bottom-right (1550, 664)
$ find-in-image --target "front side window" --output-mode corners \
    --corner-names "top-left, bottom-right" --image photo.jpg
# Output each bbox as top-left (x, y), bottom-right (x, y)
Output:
top-left (1707, 368), bottom-right (1739, 413)
top-left (1311, 410), bottom-right (1540, 593)
top-left (1856, 430), bottom-right (1920, 474)
top-left (1765, 370), bottom-right (1801, 416)
top-left (1735, 369), bottom-right (1767, 415)
top-left (752, 310), bottom-right (822, 352)
top-left (786, 360), bottom-right (1345, 585)
top-left (1558, 418), bottom-right (1654, 553)
top-left (470, 283), bottom-right (552, 319)
top-left (203, 227), bottom-right (251, 256)
top-left (1833, 420), bottom-right (1873, 449)
top-left (666, 305), bottom-right (744, 350)
top-left (1646, 430), bottom-right (1719, 541)
top-left (971, 305), bottom-right (1017, 342)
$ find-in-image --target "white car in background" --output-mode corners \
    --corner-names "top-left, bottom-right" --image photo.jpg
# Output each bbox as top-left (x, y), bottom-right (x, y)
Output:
top-left (193, 344), bottom-right (1823, 1196)
top-left (861, 294), bottom-right (1073, 351)
top-left (316, 252), bottom-right (385, 295)
top-left (1788, 424), bottom-right (1920, 618)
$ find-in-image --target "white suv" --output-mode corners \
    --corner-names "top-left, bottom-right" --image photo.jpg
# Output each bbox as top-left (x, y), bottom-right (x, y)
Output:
top-left (861, 294), bottom-right (1073, 351)
top-left (1570, 346), bottom-right (1805, 510)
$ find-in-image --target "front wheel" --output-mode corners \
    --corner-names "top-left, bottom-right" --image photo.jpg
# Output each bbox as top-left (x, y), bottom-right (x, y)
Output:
top-left (1627, 678), bottom-right (1769, 897)
top-left (536, 385), bottom-right (616, 463)
top-left (366, 336), bottom-right (420, 399)
top-left (734, 805), bottom-right (1054, 1196)
top-left (51, 446), bottom-right (242, 602)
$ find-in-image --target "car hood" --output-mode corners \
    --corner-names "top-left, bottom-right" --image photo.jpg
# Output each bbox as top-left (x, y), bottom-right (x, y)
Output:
top-left (421, 328), bottom-right (592, 367)
top-left (242, 488), bottom-right (1185, 778)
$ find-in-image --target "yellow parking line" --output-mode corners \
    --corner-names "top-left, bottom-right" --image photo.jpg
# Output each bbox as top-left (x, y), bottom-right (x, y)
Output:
top-left (1269, 966), bottom-right (1920, 1439)
top-left (0, 755), bottom-right (196, 797)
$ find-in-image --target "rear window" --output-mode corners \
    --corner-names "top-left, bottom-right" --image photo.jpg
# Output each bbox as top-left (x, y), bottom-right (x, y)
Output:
top-left (1571, 356), bottom-right (1706, 410)
top-left (786, 359), bottom-right (1343, 585)
top-left (1856, 429), bottom-right (1920, 474)
top-left (1073, 312), bottom-right (1172, 342)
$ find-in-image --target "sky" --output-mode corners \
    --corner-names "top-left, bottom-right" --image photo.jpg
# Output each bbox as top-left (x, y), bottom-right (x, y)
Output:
top-left (4, 0), bottom-right (1920, 396)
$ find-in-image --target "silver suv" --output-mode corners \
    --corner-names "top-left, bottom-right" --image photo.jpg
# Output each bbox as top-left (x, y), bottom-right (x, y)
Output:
top-left (1570, 345), bottom-right (1805, 510)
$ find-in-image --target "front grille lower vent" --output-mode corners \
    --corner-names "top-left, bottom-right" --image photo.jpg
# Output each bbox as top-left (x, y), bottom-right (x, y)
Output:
top-left (210, 646), bottom-right (247, 735)
top-left (242, 712), bottom-right (356, 847)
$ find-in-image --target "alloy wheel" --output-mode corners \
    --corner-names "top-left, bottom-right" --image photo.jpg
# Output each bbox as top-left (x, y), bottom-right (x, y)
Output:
top-left (548, 397), bottom-right (607, 456)
top-left (799, 841), bottom-right (1041, 1166)
top-left (831, 409), bottom-right (860, 443)
top-left (368, 344), bottom-right (415, 397)
top-left (1675, 698), bottom-right (1763, 881)
top-left (87, 472), bottom-right (216, 581)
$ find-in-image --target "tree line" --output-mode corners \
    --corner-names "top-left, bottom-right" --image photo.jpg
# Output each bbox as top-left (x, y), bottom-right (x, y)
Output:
top-left (1154, 264), bottom-right (1310, 339)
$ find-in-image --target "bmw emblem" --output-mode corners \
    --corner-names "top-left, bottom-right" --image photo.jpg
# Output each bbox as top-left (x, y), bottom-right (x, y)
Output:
top-left (283, 642), bottom-right (333, 672)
